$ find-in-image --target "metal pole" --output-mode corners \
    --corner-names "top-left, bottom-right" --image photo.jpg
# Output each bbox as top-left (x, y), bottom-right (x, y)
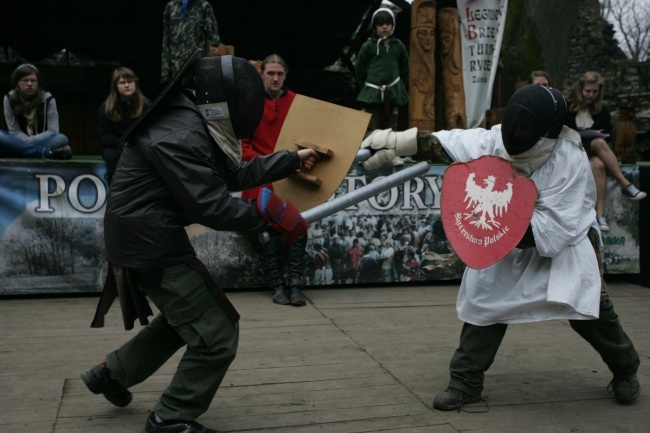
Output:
top-left (354, 148), bottom-right (371, 163)
top-left (301, 161), bottom-right (429, 223)
top-left (257, 160), bottom-right (430, 243)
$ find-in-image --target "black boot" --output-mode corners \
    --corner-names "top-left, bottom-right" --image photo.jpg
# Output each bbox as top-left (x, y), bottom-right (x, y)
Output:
top-left (288, 286), bottom-right (306, 306)
top-left (287, 235), bottom-right (308, 306)
top-left (260, 234), bottom-right (289, 305)
top-left (272, 284), bottom-right (290, 305)
top-left (81, 362), bottom-right (132, 407)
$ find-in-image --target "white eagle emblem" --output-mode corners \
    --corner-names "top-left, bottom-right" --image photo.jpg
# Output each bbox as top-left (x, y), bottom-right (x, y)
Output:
top-left (463, 173), bottom-right (513, 230)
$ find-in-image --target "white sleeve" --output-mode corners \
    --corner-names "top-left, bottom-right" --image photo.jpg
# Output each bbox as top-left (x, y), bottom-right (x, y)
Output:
top-left (433, 126), bottom-right (504, 162)
top-left (530, 140), bottom-right (596, 257)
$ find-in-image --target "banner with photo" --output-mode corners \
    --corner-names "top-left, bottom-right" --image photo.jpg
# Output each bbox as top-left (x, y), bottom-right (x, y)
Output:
top-left (0, 161), bottom-right (108, 295)
top-left (204, 164), bottom-right (466, 289)
top-left (457, 0), bottom-right (508, 128)
top-left (0, 161), bottom-right (641, 295)
top-left (601, 169), bottom-right (644, 274)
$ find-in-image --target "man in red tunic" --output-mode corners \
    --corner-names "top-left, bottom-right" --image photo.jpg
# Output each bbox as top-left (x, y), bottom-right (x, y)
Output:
top-left (240, 54), bottom-right (307, 305)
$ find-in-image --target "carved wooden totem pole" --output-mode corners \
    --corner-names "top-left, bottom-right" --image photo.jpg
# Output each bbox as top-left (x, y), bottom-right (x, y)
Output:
top-left (409, 0), bottom-right (437, 130)
top-left (613, 101), bottom-right (638, 164)
top-left (438, 7), bottom-right (467, 129)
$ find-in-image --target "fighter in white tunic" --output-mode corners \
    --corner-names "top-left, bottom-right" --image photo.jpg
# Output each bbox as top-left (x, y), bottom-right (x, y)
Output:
top-left (360, 84), bottom-right (640, 410)
top-left (437, 124), bottom-right (601, 325)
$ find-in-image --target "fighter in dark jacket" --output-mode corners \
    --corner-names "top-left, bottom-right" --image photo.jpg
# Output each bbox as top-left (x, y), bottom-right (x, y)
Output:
top-left (81, 53), bottom-right (318, 433)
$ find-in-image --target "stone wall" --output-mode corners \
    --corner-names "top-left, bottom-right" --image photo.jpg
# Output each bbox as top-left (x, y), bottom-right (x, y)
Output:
top-left (562, 0), bottom-right (650, 159)
top-left (499, 0), bottom-right (649, 159)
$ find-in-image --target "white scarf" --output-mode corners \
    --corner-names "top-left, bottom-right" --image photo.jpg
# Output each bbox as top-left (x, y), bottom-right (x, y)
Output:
top-left (197, 102), bottom-right (242, 164)
top-left (505, 126), bottom-right (582, 176)
top-left (505, 136), bottom-right (557, 176)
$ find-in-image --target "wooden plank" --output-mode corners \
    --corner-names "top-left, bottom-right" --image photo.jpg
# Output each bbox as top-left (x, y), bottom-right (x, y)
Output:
top-left (293, 139), bottom-right (335, 157)
top-left (1, 284), bottom-right (649, 433)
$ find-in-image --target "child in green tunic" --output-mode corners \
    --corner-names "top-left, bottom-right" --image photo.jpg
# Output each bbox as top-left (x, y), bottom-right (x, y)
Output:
top-left (356, 7), bottom-right (410, 156)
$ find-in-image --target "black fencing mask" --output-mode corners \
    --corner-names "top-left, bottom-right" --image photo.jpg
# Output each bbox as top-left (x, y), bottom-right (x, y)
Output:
top-left (501, 84), bottom-right (566, 156)
top-left (194, 55), bottom-right (264, 140)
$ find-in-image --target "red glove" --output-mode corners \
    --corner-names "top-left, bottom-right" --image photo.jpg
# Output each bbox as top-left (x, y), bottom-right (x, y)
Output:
top-left (256, 187), bottom-right (307, 244)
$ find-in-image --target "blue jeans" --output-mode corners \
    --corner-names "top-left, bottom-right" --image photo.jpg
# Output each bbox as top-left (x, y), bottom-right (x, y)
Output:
top-left (0, 131), bottom-right (69, 158)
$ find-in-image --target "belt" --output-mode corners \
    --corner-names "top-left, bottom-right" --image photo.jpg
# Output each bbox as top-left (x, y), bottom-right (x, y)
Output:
top-left (365, 76), bottom-right (401, 101)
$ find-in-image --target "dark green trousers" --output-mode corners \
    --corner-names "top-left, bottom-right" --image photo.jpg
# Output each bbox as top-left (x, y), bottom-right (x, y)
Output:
top-left (448, 294), bottom-right (640, 395)
top-left (105, 263), bottom-right (239, 421)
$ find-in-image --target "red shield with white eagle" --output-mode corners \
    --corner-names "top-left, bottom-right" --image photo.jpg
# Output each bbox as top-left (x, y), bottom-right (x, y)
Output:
top-left (441, 155), bottom-right (537, 269)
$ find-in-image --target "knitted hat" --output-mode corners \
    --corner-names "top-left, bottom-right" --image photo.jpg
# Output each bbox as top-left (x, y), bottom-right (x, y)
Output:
top-left (371, 8), bottom-right (396, 34)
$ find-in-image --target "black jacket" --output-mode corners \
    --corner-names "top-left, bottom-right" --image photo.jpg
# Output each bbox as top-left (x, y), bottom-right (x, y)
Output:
top-left (98, 99), bottom-right (152, 150)
top-left (104, 89), bottom-right (300, 269)
top-left (564, 107), bottom-right (612, 152)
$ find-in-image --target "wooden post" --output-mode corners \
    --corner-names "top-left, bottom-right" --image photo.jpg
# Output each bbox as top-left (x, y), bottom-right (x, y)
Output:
top-left (408, 0), bottom-right (437, 131)
top-left (613, 101), bottom-right (638, 164)
top-left (438, 7), bottom-right (466, 130)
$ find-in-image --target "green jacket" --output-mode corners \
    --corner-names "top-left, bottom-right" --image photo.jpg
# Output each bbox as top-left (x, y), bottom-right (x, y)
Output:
top-left (356, 37), bottom-right (410, 106)
top-left (161, 0), bottom-right (220, 83)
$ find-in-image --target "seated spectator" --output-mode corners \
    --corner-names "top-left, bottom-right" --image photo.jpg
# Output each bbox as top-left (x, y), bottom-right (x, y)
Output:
top-left (0, 64), bottom-right (71, 159)
top-left (99, 67), bottom-right (151, 184)
top-left (565, 71), bottom-right (646, 232)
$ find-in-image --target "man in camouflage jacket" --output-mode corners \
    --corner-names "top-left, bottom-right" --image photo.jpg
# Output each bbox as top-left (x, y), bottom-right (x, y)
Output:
top-left (161, 0), bottom-right (221, 83)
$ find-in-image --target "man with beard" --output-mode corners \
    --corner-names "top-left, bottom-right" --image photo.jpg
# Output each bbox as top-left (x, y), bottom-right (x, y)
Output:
top-left (240, 54), bottom-right (309, 305)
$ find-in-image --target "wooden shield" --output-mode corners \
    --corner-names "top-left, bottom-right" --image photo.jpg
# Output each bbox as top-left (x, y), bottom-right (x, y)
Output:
top-left (441, 155), bottom-right (537, 269)
top-left (272, 94), bottom-right (371, 212)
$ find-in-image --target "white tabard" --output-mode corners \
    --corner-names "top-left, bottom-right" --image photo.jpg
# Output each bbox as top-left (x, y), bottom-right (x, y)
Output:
top-left (434, 126), bottom-right (601, 326)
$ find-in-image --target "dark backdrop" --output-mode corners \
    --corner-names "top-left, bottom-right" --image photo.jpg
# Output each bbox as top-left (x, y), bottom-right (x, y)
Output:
top-left (0, 0), bottom-right (382, 104)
